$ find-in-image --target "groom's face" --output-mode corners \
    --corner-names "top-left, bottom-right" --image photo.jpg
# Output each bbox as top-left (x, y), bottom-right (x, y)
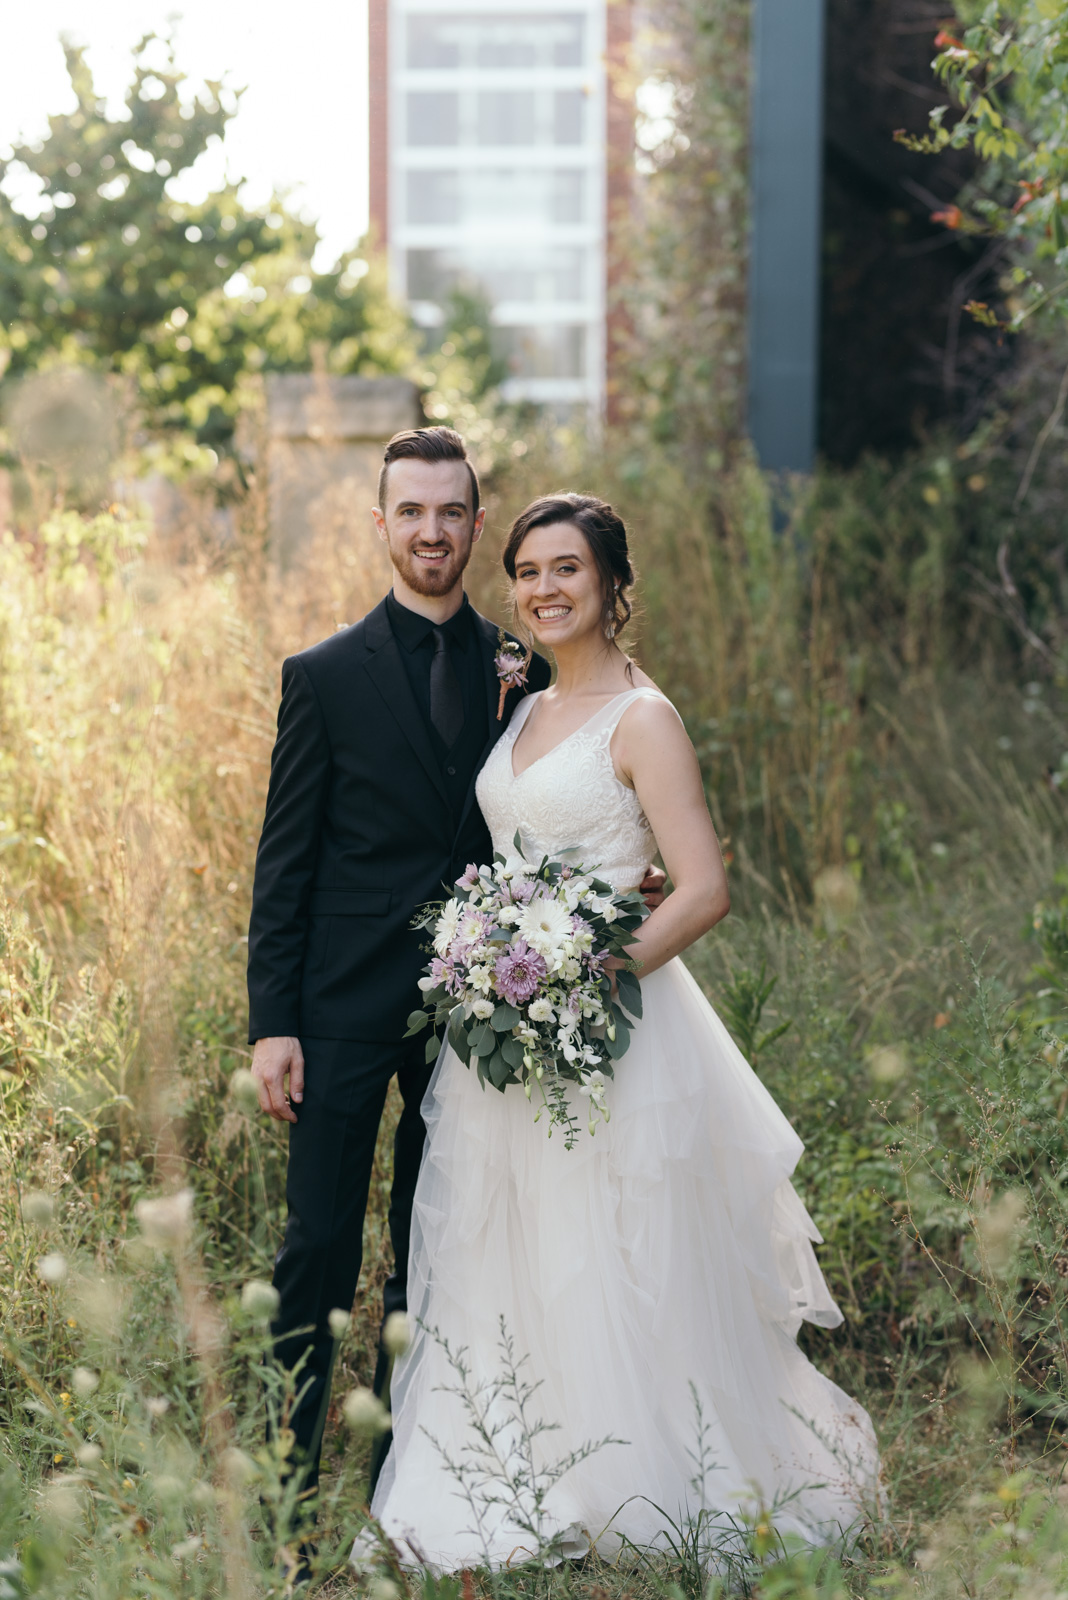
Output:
top-left (373, 459), bottom-right (485, 599)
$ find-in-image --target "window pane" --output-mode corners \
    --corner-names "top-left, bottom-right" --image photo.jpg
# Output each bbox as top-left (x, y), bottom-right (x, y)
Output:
top-left (553, 90), bottom-right (584, 145)
top-left (406, 93), bottom-right (459, 146)
top-left (406, 171), bottom-right (461, 225)
top-left (407, 16), bottom-right (460, 67)
top-left (405, 14), bottom-right (585, 71)
top-left (497, 324), bottom-right (586, 378)
top-left (477, 91), bottom-right (536, 146)
top-left (550, 170), bottom-right (584, 223)
top-left (407, 249), bottom-right (452, 301)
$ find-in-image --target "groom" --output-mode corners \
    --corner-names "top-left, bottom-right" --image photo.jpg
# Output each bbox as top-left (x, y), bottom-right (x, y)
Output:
top-left (247, 426), bottom-right (548, 1493)
top-left (247, 425), bottom-right (660, 1498)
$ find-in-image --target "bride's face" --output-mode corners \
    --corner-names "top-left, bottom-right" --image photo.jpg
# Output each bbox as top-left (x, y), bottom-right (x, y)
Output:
top-left (513, 522), bottom-right (606, 651)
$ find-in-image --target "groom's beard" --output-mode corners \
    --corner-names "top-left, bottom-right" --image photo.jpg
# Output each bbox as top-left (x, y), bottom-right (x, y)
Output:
top-left (387, 535), bottom-right (474, 598)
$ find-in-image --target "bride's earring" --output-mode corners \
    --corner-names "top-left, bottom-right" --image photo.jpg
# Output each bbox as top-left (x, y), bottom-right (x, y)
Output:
top-left (604, 616), bottom-right (617, 641)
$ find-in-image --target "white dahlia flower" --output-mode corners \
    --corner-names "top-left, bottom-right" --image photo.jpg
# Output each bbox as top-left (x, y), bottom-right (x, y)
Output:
top-left (516, 896), bottom-right (574, 960)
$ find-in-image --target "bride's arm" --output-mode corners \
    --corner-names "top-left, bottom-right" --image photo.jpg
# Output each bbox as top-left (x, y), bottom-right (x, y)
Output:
top-left (608, 697), bottom-right (730, 978)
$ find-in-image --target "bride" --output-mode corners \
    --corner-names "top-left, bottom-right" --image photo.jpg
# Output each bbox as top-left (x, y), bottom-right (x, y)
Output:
top-left (369, 493), bottom-right (880, 1570)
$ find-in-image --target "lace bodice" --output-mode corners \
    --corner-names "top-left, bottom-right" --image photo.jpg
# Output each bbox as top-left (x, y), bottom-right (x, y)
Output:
top-left (476, 687), bottom-right (667, 891)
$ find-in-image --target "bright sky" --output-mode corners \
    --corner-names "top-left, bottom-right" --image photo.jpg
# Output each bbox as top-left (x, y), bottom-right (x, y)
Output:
top-left (0, 0), bottom-right (371, 271)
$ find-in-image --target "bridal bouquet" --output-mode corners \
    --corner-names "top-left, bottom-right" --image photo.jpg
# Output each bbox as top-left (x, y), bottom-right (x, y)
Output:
top-left (406, 836), bottom-right (645, 1146)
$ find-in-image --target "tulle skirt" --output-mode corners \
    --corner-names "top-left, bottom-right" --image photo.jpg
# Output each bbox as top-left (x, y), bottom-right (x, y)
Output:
top-left (369, 958), bottom-right (880, 1572)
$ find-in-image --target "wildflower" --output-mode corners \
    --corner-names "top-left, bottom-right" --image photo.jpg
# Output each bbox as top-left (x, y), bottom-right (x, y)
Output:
top-left (76, 1442), bottom-right (102, 1466)
top-left (135, 1188), bottom-right (193, 1248)
top-left (328, 1308), bottom-right (351, 1340)
top-left (343, 1387), bottom-right (391, 1435)
top-left (71, 1367), bottom-right (98, 1397)
top-left (241, 1280), bottom-right (280, 1319)
top-left (22, 1191), bottom-right (55, 1226)
top-left (383, 1311), bottom-right (411, 1356)
top-left (38, 1253), bottom-right (68, 1285)
top-left (494, 941), bottom-right (548, 1006)
top-left (145, 1397), bottom-right (170, 1417)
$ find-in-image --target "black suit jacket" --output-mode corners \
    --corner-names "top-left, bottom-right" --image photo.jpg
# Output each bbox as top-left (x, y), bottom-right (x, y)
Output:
top-left (247, 597), bottom-right (551, 1044)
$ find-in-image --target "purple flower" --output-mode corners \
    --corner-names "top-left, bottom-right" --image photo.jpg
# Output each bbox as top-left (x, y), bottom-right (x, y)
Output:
top-left (508, 876), bottom-right (537, 905)
top-left (430, 955), bottom-right (464, 996)
top-left (494, 940), bottom-right (547, 1007)
top-left (455, 863), bottom-right (481, 891)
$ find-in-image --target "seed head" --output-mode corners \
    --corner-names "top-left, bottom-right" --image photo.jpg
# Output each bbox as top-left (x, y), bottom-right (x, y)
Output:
top-left (342, 1387), bottom-right (391, 1435)
top-left (38, 1253), bottom-right (68, 1285)
top-left (71, 1367), bottom-right (99, 1397)
top-left (382, 1311), bottom-right (411, 1357)
top-left (230, 1068), bottom-right (260, 1114)
top-left (328, 1308), bottom-right (351, 1340)
top-left (240, 1280), bottom-right (280, 1319)
top-left (135, 1189), bottom-right (193, 1248)
top-left (22, 1191), bottom-right (55, 1226)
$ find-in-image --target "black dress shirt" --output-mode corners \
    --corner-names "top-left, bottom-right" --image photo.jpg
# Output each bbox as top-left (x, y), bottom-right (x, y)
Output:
top-left (385, 590), bottom-right (489, 818)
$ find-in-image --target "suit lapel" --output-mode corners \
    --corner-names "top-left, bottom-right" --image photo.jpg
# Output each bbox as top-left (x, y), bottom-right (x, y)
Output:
top-left (362, 598), bottom-right (450, 808)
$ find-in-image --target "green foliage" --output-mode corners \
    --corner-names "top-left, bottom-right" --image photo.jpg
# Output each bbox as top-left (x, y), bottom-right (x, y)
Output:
top-left (903, 2), bottom-right (1068, 330)
top-left (0, 36), bottom-right (413, 451)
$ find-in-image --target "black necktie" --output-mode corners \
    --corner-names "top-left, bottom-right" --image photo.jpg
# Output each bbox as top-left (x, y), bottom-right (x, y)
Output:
top-left (429, 626), bottom-right (464, 749)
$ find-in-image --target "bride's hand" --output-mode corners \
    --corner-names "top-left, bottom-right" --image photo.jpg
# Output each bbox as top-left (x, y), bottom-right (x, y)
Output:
top-left (638, 864), bottom-right (668, 910)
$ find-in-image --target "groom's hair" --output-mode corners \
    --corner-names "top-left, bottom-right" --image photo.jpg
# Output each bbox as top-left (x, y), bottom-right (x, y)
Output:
top-left (377, 426), bottom-right (481, 514)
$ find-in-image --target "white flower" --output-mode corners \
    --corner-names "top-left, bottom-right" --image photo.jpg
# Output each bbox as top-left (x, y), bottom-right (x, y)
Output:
top-left (497, 904), bottom-right (522, 926)
top-left (417, 974), bottom-right (436, 992)
top-left (560, 956), bottom-right (581, 982)
top-left (518, 1025), bottom-right (538, 1046)
top-left (383, 1311), bottom-right (411, 1356)
top-left (527, 997), bottom-right (554, 1023)
top-left (457, 910), bottom-right (488, 949)
top-left (76, 1442), bottom-right (102, 1466)
top-left (516, 896), bottom-right (574, 961)
top-left (433, 898), bottom-right (462, 957)
top-left (145, 1397), bottom-right (170, 1417)
top-left (240, 1280), bottom-right (280, 1319)
top-left (601, 902), bottom-right (619, 923)
top-left (72, 1367), bottom-right (98, 1397)
top-left (38, 1253), bottom-right (68, 1285)
top-left (470, 997), bottom-right (494, 1019)
top-left (468, 963), bottom-right (494, 994)
top-left (223, 1447), bottom-right (259, 1485)
top-left (579, 1069), bottom-right (607, 1101)
top-left (560, 1040), bottom-right (579, 1064)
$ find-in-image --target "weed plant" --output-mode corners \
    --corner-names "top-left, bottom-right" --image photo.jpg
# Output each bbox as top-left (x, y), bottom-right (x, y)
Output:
top-left (0, 436), bottom-right (1066, 1597)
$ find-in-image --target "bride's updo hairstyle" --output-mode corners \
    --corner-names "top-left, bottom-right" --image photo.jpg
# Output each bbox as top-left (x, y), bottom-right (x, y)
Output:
top-left (502, 492), bottom-right (636, 645)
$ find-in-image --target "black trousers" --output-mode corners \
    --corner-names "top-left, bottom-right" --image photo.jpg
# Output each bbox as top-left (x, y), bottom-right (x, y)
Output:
top-left (269, 1034), bottom-right (433, 1492)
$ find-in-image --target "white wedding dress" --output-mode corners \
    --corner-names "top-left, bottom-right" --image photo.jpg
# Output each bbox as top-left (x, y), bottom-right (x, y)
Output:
top-left (369, 688), bottom-right (880, 1571)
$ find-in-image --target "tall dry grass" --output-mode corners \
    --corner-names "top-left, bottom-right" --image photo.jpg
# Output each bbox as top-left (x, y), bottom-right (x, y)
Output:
top-left (0, 448), bottom-right (1066, 1595)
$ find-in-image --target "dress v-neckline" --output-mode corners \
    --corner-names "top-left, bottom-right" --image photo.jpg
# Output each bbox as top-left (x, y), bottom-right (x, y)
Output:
top-left (509, 689), bottom-right (638, 782)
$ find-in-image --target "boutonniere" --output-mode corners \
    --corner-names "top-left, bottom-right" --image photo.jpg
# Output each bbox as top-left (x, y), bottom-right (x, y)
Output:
top-left (495, 630), bottom-right (532, 720)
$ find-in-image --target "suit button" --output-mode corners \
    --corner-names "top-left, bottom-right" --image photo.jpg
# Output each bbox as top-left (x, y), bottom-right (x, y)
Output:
top-left (447, 765), bottom-right (456, 776)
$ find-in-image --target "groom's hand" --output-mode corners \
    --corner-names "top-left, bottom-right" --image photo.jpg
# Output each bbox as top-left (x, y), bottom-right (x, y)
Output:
top-left (639, 865), bottom-right (668, 911)
top-left (251, 1035), bottom-right (304, 1123)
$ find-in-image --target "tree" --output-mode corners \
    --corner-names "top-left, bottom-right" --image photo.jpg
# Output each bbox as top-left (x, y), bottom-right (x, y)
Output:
top-left (0, 35), bottom-right (414, 450)
top-left (900, 2), bottom-right (1068, 333)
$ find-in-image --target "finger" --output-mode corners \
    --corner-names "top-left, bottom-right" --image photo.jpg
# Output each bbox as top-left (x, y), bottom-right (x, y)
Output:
top-left (289, 1048), bottom-right (304, 1105)
top-left (266, 1074), bottom-right (297, 1124)
top-left (254, 1076), bottom-right (273, 1117)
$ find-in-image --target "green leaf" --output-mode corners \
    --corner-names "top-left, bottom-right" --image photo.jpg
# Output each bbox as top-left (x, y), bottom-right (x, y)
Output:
top-left (486, 1048), bottom-right (512, 1089)
top-left (1055, 205), bottom-right (1067, 250)
top-left (425, 1032), bottom-right (441, 1064)
top-left (404, 1009), bottom-right (429, 1037)
top-left (501, 1035), bottom-right (527, 1069)
top-left (615, 969), bottom-right (643, 1020)
top-left (491, 1002), bottom-right (521, 1030)
top-left (472, 1025), bottom-right (498, 1058)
